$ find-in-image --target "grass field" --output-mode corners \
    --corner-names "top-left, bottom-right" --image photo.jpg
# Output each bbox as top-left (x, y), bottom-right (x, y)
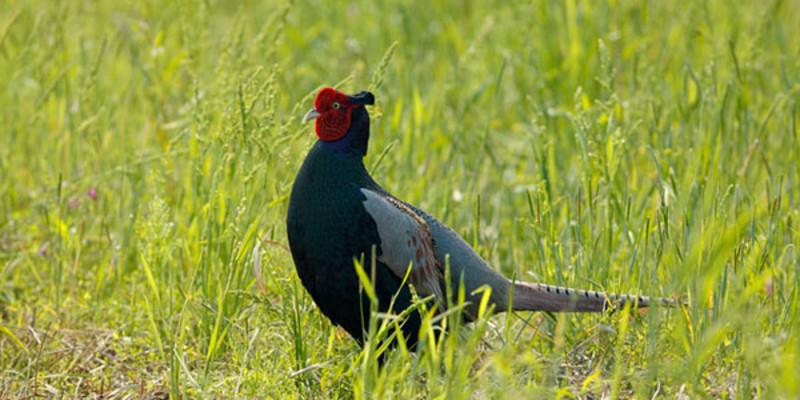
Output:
top-left (1, 0), bottom-right (799, 398)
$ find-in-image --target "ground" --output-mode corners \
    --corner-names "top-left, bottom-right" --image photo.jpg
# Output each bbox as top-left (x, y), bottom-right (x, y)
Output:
top-left (1, 0), bottom-right (799, 398)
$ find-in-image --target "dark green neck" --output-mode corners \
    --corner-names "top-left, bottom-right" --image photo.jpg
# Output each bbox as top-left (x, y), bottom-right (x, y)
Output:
top-left (300, 140), bottom-right (379, 191)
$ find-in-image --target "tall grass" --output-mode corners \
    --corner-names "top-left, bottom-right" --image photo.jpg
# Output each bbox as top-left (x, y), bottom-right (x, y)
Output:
top-left (1, 0), bottom-right (798, 397)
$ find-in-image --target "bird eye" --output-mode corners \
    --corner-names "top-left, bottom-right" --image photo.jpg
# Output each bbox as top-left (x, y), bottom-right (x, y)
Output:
top-left (331, 102), bottom-right (341, 110)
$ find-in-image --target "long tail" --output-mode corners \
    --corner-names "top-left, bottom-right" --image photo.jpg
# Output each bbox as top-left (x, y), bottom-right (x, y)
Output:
top-left (511, 281), bottom-right (677, 312)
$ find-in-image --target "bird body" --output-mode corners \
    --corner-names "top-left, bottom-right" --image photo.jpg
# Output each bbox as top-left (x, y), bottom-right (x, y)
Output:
top-left (287, 140), bottom-right (413, 344)
top-left (287, 87), bottom-right (672, 350)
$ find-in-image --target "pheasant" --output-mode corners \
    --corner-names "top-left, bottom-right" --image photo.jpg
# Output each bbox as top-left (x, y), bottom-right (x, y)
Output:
top-left (286, 87), bottom-right (674, 350)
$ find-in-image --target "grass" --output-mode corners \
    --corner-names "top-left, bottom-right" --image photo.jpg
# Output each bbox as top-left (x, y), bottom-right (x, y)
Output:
top-left (1, 0), bottom-right (799, 397)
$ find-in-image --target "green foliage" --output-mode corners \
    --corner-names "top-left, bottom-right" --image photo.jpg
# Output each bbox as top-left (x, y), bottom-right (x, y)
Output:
top-left (1, 0), bottom-right (799, 397)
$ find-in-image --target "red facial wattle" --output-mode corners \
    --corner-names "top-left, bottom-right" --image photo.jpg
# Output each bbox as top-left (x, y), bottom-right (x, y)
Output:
top-left (313, 87), bottom-right (354, 142)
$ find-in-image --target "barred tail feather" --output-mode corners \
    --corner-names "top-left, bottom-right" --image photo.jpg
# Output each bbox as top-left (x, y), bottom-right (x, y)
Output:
top-left (511, 281), bottom-right (676, 312)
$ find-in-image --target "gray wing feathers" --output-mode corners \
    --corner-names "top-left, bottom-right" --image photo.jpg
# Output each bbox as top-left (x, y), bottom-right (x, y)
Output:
top-left (399, 204), bottom-right (514, 317)
top-left (360, 189), bottom-right (445, 306)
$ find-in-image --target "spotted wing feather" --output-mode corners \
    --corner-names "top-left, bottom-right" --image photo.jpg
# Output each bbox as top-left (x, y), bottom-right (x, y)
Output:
top-left (360, 189), bottom-right (444, 307)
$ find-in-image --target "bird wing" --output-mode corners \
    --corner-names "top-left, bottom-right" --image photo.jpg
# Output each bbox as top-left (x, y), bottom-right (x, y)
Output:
top-left (398, 203), bottom-right (513, 317)
top-left (360, 189), bottom-right (445, 307)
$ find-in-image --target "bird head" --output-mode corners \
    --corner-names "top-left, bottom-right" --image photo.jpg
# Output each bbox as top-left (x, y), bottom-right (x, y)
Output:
top-left (303, 87), bottom-right (375, 155)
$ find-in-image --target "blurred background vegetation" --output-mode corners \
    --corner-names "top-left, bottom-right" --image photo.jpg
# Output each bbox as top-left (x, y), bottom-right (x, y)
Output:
top-left (1, 0), bottom-right (799, 397)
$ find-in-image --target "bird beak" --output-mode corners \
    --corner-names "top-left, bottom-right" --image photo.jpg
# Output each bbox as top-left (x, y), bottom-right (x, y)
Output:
top-left (303, 108), bottom-right (321, 123)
